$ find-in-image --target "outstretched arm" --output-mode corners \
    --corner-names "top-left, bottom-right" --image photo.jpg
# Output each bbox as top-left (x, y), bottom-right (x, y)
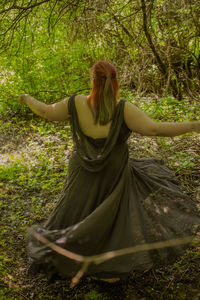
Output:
top-left (19, 94), bottom-right (69, 121)
top-left (124, 102), bottom-right (200, 137)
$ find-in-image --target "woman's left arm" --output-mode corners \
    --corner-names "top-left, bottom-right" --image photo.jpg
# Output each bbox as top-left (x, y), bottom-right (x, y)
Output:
top-left (19, 94), bottom-right (69, 121)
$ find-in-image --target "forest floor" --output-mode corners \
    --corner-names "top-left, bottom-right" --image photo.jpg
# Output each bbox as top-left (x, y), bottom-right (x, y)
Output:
top-left (0, 109), bottom-right (200, 300)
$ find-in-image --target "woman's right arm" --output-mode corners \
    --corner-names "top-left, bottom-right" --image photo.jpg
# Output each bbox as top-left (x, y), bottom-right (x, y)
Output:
top-left (124, 101), bottom-right (200, 137)
top-left (19, 94), bottom-right (69, 121)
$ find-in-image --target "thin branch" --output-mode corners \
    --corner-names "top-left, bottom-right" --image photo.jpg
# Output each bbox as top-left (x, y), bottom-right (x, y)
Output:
top-left (141, 0), bottom-right (167, 75)
top-left (0, 0), bottom-right (51, 14)
top-left (28, 227), bottom-right (84, 262)
top-left (0, 9), bottom-right (25, 37)
top-left (70, 262), bottom-right (90, 288)
top-left (112, 14), bottom-right (144, 49)
top-left (28, 227), bottom-right (199, 288)
top-left (104, 3), bottom-right (144, 49)
top-left (48, 0), bottom-right (59, 34)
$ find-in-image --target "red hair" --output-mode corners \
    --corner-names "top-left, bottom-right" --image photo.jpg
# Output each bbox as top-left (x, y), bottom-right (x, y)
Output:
top-left (87, 61), bottom-right (119, 125)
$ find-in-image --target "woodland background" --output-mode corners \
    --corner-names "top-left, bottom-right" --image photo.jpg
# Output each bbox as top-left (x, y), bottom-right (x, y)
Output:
top-left (0, 1), bottom-right (200, 299)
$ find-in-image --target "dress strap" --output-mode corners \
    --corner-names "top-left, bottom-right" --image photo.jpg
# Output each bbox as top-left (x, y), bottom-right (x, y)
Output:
top-left (68, 94), bottom-right (81, 137)
top-left (68, 94), bottom-right (76, 120)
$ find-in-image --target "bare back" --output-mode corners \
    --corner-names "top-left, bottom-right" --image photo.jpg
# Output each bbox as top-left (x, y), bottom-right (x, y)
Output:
top-left (74, 95), bottom-right (112, 139)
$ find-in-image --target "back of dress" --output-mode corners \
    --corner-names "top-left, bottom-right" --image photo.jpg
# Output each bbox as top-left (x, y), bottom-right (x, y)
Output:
top-left (28, 95), bottom-right (200, 281)
top-left (68, 95), bottom-right (131, 172)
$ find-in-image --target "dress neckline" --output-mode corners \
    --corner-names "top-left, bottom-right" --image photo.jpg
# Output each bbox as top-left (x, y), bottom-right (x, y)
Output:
top-left (74, 98), bottom-right (123, 141)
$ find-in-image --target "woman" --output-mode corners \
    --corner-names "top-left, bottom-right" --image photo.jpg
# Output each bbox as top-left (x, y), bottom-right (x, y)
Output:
top-left (19, 61), bottom-right (200, 282)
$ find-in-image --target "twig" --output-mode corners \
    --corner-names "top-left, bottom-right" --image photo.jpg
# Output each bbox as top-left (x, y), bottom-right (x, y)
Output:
top-left (70, 261), bottom-right (90, 288)
top-left (28, 227), bottom-right (84, 262)
top-left (28, 227), bottom-right (199, 287)
top-left (0, 0), bottom-right (50, 15)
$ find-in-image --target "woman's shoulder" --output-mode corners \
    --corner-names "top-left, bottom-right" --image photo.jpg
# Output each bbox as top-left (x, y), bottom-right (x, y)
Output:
top-left (74, 94), bottom-right (88, 107)
top-left (124, 100), bottom-right (138, 112)
top-left (68, 94), bottom-right (87, 110)
top-left (75, 94), bottom-right (88, 101)
top-left (117, 100), bottom-right (134, 114)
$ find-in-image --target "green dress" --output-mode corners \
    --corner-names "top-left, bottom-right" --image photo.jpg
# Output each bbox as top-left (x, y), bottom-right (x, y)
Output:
top-left (28, 95), bottom-right (200, 279)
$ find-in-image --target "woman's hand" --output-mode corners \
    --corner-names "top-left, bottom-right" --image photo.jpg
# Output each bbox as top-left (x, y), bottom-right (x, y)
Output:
top-left (19, 94), bottom-right (29, 105)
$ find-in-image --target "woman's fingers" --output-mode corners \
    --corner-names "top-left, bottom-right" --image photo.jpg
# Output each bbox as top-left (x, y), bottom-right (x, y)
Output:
top-left (19, 94), bottom-right (28, 105)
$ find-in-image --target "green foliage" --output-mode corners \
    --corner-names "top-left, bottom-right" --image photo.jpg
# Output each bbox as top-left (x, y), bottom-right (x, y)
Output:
top-left (0, 16), bottom-right (101, 114)
top-left (1, 0), bottom-right (200, 105)
top-left (138, 96), bottom-right (200, 122)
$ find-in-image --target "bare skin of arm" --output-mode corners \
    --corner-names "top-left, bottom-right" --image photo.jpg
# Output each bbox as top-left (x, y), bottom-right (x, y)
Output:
top-left (124, 101), bottom-right (200, 137)
top-left (19, 94), bottom-right (200, 136)
top-left (19, 94), bottom-right (69, 121)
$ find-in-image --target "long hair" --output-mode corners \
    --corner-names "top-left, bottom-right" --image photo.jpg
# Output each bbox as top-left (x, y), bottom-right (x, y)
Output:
top-left (87, 61), bottom-right (119, 125)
